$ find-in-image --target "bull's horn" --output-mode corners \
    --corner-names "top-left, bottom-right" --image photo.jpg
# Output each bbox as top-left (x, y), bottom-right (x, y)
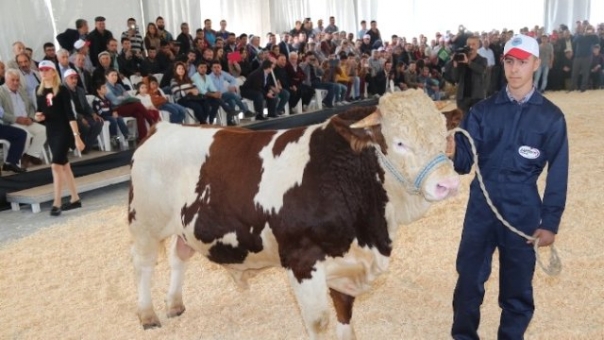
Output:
top-left (350, 110), bottom-right (382, 129)
top-left (435, 100), bottom-right (457, 112)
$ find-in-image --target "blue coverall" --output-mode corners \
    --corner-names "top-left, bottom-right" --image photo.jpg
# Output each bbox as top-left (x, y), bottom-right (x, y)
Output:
top-left (451, 89), bottom-right (569, 340)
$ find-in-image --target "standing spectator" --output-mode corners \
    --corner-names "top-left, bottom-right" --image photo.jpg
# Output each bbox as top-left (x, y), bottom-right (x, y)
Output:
top-left (324, 16), bottom-right (338, 34)
top-left (357, 20), bottom-right (368, 40)
top-left (56, 18), bottom-right (89, 52)
top-left (15, 53), bottom-right (40, 105)
top-left (121, 18), bottom-right (145, 57)
top-left (478, 38), bottom-right (496, 94)
top-left (216, 20), bottom-right (230, 40)
top-left (589, 44), bottom-right (604, 89)
top-left (156, 16), bottom-right (173, 42)
top-left (42, 43), bottom-right (58, 63)
top-left (63, 69), bottom-right (103, 153)
top-left (88, 16), bottom-right (114, 67)
top-left (450, 36), bottom-right (487, 114)
top-left (176, 22), bottom-right (194, 55)
top-left (366, 21), bottom-right (382, 47)
top-left (570, 25), bottom-right (600, 92)
top-left (144, 23), bottom-right (162, 51)
top-left (34, 61), bottom-right (84, 216)
top-left (534, 34), bottom-right (554, 93)
top-left (0, 69), bottom-right (47, 167)
top-left (203, 19), bottom-right (217, 47)
top-left (7, 42), bottom-right (38, 71)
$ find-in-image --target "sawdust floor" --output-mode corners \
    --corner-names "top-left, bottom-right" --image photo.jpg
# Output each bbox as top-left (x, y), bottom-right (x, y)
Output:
top-left (0, 90), bottom-right (602, 339)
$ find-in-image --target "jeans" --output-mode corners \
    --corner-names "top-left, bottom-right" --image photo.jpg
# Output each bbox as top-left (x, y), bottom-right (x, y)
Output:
top-left (101, 114), bottom-right (129, 138)
top-left (334, 83), bottom-right (347, 102)
top-left (221, 91), bottom-right (249, 112)
top-left (311, 82), bottom-right (336, 107)
top-left (158, 103), bottom-right (187, 123)
top-left (533, 64), bottom-right (550, 91)
top-left (276, 89), bottom-right (290, 113)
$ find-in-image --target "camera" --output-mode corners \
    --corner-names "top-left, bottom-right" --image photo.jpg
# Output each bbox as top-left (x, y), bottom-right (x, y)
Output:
top-left (454, 46), bottom-right (471, 61)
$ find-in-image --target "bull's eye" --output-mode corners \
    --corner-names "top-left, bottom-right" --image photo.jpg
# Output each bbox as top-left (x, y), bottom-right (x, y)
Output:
top-left (393, 139), bottom-right (408, 154)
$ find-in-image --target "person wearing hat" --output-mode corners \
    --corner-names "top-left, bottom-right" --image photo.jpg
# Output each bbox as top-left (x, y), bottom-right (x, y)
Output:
top-left (88, 16), bottom-right (114, 68)
top-left (570, 25), bottom-right (601, 91)
top-left (70, 39), bottom-right (95, 74)
top-left (63, 68), bottom-right (103, 154)
top-left (33, 60), bottom-right (85, 216)
top-left (449, 34), bottom-right (568, 339)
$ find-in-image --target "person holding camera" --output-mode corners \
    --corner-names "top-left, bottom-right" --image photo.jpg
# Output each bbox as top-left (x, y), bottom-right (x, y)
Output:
top-left (121, 18), bottom-right (144, 57)
top-left (449, 36), bottom-right (487, 114)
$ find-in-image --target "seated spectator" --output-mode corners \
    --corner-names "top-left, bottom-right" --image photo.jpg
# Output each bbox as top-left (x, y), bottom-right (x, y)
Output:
top-left (56, 49), bottom-right (76, 80)
top-left (145, 76), bottom-right (186, 123)
top-left (63, 69), bottom-right (103, 153)
top-left (334, 55), bottom-right (354, 101)
top-left (403, 61), bottom-right (423, 90)
top-left (7, 41), bottom-right (38, 71)
top-left (191, 62), bottom-right (236, 125)
top-left (42, 42), bottom-right (58, 63)
top-left (93, 51), bottom-right (127, 89)
top-left (284, 52), bottom-right (313, 111)
top-left (240, 60), bottom-right (279, 120)
top-left (140, 47), bottom-right (162, 77)
top-left (208, 61), bottom-right (254, 117)
top-left (170, 61), bottom-right (208, 123)
top-left (70, 39), bottom-right (95, 73)
top-left (0, 61), bottom-right (5, 85)
top-left (134, 82), bottom-right (161, 124)
top-left (15, 53), bottom-right (40, 105)
top-left (91, 82), bottom-right (130, 147)
top-left (0, 69), bottom-right (47, 167)
top-left (299, 52), bottom-right (337, 108)
top-left (392, 63), bottom-right (409, 91)
top-left (105, 68), bottom-right (158, 142)
top-left (71, 52), bottom-right (93, 94)
top-left (0, 114), bottom-right (28, 174)
top-left (321, 59), bottom-right (348, 105)
top-left (271, 55), bottom-right (291, 115)
top-left (418, 66), bottom-right (444, 100)
top-left (373, 60), bottom-right (393, 96)
top-left (229, 48), bottom-right (252, 78)
top-left (214, 47), bottom-right (230, 73)
top-left (118, 37), bottom-right (143, 79)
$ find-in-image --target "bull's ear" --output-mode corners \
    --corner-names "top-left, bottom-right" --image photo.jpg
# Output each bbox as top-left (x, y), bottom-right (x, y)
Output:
top-left (332, 113), bottom-right (384, 154)
top-left (442, 108), bottom-right (463, 130)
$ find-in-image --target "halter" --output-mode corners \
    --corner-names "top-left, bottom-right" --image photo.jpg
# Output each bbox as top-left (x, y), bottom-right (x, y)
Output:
top-left (375, 148), bottom-right (449, 195)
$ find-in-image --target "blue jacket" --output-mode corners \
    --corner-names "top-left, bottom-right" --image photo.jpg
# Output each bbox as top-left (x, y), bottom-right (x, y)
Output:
top-left (453, 89), bottom-right (568, 233)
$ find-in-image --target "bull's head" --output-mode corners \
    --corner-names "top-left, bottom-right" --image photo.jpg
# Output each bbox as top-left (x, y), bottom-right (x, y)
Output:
top-left (346, 90), bottom-right (460, 201)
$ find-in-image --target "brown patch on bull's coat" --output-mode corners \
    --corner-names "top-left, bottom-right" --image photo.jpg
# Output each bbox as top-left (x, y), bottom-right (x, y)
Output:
top-left (128, 183), bottom-right (136, 223)
top-left (330, 289), bottom-right (355, 324)
top-left (276, 108), bottom-right (390, 282)
top-left (181, 128), bottom-right (277, 264)
top-left (272, 127), bottom-right (306, 157)
top-left (442, 108), bottom-right (463, 130)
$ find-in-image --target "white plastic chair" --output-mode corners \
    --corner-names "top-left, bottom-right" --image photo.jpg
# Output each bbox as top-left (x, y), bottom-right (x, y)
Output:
top-left (0, 139), bottom-right (11, 163)
top-left (130, 75), bottom-right (144, 88)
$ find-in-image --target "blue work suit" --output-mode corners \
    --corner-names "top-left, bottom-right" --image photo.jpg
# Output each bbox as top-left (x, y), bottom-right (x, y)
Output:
top-left (451, 89), bottom-right (568, 340)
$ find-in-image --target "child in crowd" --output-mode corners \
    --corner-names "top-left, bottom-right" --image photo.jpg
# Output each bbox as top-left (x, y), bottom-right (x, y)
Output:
top-left (135, 82), bottom-right (162, 122)
top-left (91, 82), bottom-right (130, 148)
top-left (146, 76), bottom-right (187, 123)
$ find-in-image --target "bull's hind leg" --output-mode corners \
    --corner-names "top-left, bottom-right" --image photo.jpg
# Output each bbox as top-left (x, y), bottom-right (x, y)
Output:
top-left (131, 236), bottom-right (161, 329)
top-left (287, 264), bottom-right (331, 340)
top-left (166, 235), bottom-right (195, 318)
top-left (329, 289), bottom-right (357, 340)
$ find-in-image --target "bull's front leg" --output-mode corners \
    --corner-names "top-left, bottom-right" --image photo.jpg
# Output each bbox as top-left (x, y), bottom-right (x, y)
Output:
top-left (287, 263), bottom-right (331, 340)
top-left (329, 289), bottom-right (356, 340)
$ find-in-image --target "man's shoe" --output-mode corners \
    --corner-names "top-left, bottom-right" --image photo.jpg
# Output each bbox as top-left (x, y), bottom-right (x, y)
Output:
top-left (61, 200), bottom-right (82, 211)
top-left (50, 206), bottom-right (62, 216)
top-left (2, 163), bottom-right (27, 173)
top-left (255, 114), bottom-right (267, 121)
top-left (28, 155), bottom-right (43, 165)
top-left (227, 118), bottom-right (238, 126)
top-left (244, 111), bottom-right (256, 118)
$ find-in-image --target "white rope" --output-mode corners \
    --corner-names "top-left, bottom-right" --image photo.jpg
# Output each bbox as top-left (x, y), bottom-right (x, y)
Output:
top-left (450, 127), bottom-right (562, 276)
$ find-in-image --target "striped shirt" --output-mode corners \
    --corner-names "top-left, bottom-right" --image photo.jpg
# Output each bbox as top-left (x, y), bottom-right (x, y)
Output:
top-left (170, 79), bottom-right (197, 102)
top-left (122, 30), bottom-right (145, 55)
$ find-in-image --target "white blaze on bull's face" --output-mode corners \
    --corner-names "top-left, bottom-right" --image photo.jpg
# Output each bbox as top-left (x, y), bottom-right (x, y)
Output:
top-left (377, 90), bottom-right (460, 201)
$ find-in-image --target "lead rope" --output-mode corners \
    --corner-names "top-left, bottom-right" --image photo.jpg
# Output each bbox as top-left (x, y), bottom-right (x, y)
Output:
top-left (450, 127), bottom-right (562, 276)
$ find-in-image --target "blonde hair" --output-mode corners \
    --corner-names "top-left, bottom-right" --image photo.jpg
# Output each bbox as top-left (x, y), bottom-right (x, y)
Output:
top-left (37, 69), bottom-right (61, 96)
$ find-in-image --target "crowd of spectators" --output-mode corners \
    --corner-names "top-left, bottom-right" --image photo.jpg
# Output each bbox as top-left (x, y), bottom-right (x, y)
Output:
top-left (1, 15), bottom-right (603, 175)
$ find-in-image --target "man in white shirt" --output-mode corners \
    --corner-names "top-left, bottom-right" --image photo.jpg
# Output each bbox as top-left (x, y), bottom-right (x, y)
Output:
top-left (191, 62), bottom-right (237, 125)
top-left (478, 38), bottom-right (496, 95)
top-left (0, 69), bottom-right (47, 167)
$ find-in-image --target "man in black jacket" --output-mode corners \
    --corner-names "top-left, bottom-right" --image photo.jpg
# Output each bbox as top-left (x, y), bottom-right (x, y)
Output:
top-left (88, 16), bottom-right (114, 67)
top-left (56, 19), bottom-right (88, 52)
top-left (64, 69), bottom-right (103, 153)
top-left (240, 60), bottom-right (277, 120)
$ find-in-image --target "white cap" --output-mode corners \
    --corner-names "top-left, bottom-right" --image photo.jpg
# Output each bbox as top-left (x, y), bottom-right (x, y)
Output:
top-left (503, 34), bottom-right (539, 59)
top-left (38, 60), bottom-right (56, 70)
top-left (74, 39), bottom-right (89, 50)
top-left (64, 69), bottom-right (78, 78)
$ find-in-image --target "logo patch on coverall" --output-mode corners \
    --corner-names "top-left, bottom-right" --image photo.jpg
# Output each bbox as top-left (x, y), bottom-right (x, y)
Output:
top-left (518, 145), bottom-right (540, 159)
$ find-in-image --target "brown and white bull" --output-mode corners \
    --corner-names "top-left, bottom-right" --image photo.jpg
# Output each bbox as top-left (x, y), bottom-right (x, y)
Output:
top-left (129, 90), bottom-right (460, 339)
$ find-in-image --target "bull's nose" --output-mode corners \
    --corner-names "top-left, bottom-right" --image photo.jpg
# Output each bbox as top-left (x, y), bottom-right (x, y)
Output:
top-left (434, 176), bottom-right (460, 198)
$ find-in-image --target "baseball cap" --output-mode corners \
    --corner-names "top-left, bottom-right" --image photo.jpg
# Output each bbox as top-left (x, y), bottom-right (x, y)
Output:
top-left (74, 39), bottom-right (90, 50)
top-left (503, 34), bottom-right (539, 59)
top-left (38, 60), bottom-right (56, 71)
top-left (64, 69), bottom-right (78, 78)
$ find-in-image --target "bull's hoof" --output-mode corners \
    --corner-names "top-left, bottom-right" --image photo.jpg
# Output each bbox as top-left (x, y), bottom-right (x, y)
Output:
top-left (139, 311), bottom-right (161, 330)
top-left (167, 305), bottom-right (186, 318)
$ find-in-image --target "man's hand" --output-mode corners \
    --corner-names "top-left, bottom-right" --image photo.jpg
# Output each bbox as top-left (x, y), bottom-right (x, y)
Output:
top-left (80, 117), bottom-right (89, 127)
top-left (529, 229), bottom-right (556, 247)
top-left (112, 111), bottom-right (119, 118)
top-left (34, 112), bottom-right (45, 122)
top-left (16, 117), bottom-right (33, 126)
top-left (92, 113), bottom-right (103, 122)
